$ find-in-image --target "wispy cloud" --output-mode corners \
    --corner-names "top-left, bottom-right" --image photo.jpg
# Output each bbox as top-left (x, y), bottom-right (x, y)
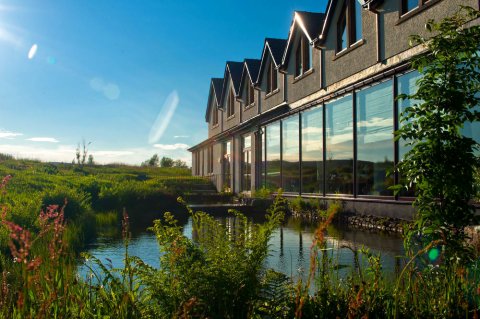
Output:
top-left (153, 143), bottom-right (189, 150)
top-left (26, 137), bottom-right (59, 143)
top-left (0, 130), bottom-right (22, 139)
top-left (173, 135), bottom-right (189, 139)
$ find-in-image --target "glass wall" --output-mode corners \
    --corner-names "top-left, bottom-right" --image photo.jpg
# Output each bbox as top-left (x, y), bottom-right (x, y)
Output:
top-left (242, 135), bottom-right (252, 191)
top-left (356, 80), bottom-right (394, 196)
top-left (325, 94), bottom-right (354, 194)
top-left (397, 70), bottom-right (421, 160)
top-left (223, 141), bottom-right (231, 191)
top-left (301, 106), bottom-right (323, 193)
top-left (265, 122), bottom-right (281, 190)
top-left (282, 115), bottom-right (300, 192)
top-left (260, 127), bottom-right (266, 188)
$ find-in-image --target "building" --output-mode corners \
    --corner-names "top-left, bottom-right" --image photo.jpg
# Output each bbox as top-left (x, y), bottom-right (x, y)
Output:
top-left (189, 0), bottom-right (480, 219)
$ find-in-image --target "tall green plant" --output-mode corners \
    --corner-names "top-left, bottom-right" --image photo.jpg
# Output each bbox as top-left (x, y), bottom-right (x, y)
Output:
top-left (396, 6), bottom-right (480, 261)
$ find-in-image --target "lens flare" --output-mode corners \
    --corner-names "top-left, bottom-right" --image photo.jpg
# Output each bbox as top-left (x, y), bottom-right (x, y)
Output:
top-left (428, 247), bottom-right (440, 262)
top-left (148, 91), bottom-right (180, 144)
top-left (28, 44), bottom-right (38, 59)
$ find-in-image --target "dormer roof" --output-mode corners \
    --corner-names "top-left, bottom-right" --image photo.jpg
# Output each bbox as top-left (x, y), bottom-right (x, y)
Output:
top-left (282, 11), bottom-right (325, 67)
top-left (204, 77), bottom-right (223, 122)
top-left (238, 59), bottom-right (261, 95)
top-left (257, 38), bottom-right (287, 85)
top-left (220, 61), bottom-right (244, 107)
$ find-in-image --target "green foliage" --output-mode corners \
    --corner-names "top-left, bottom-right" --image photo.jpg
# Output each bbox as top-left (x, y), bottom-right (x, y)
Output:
top-left (251, 187), bottom-right (273, 199)
top-left (396, 6), bottom-right (480, 261)
top-left (142, 154), bottom-right (160, 167)
top-left (136, 201), bottom-right (284, 318)
top-left (160, 156), bottom-right (174, 168)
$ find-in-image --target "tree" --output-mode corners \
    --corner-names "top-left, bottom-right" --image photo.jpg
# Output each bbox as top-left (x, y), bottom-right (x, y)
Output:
top-left (160, 156), bottom-right (174, 168)
top-left (87, 154), bottom-right (95, 166)
top-left (142, 154), bottom-right (160, 167)
top-left (74, 139), bottom-right (91, 169)
top-left (396, 6), bottom-right (480, 261)
top-left (173, 159), bottom-right (188, 169)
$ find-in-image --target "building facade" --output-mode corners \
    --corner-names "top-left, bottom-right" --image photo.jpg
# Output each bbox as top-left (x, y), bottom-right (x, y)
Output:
top-left (189, 0), bottom-right (480, 219)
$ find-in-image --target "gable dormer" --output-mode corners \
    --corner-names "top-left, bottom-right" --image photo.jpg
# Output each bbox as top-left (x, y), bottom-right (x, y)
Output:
top-left (220, 61), bottom-right (243, 130)
top-left (206, 78), bottom-right (223, 138)
top-left (281, 11), bottom-right (325, 104)
top-left (256, 38), bottom-right (287, 112)
top-left (238, 59), bottom-right (261, 110)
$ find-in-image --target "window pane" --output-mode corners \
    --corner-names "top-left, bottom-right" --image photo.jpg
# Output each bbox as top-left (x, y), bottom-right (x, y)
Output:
top-left (261, 127), bottom-right (266, 188)
top-left (325, 94), bottom-right (353, 194)
top-left (266, 122), bottom-right (281, 190)
top-left (223, 141), bottom-right (231, 190)
top-left (397, 71), bottom-right (421, 160)
top-left (301, 105), bottom-right (323, 193)
top-left (356, 80), bottom-right (394, 196)
top-left (462, 104), bottom-right (480, 145)
top-left (403, 0), bottom-right (418, 13)
top-left (295, 43), bottom-right (302, 77)
top-left (354, 0), bottom-right (362, 42)
top-left (338, 14), bottom-right (347, 51)
top-left (242, 135), bottom-right (252, 192)
top-left (282, 115), bottom-right (300, 193)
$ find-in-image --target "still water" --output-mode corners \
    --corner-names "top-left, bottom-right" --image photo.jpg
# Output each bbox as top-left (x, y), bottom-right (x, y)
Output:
top-left (79, 211), bottom-right (405, 282)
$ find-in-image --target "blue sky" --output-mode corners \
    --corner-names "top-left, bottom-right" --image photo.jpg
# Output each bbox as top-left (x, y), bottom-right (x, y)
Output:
top-left (0, 0), bottom-right (328, 165)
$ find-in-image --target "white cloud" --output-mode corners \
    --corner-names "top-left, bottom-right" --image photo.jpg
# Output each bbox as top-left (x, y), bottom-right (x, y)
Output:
top-left (26, 137), bottom-right (59, 143)
top-left (148, 91), bottom-right (179, 144)
top-left (0, 130), bottom-right (22, 139)
top-left (153, 143), bottom-right (189, 150)
top-left (174, 135), bottom-right (189, 139)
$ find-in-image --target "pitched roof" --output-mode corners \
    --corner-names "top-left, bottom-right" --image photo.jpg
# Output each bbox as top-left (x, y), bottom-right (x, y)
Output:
top-left (238, 59), bottom-right (261, 95)
top-left (256, 38), bottom-right (287, 85)
top-left (266, 38), bottom-right (288, 66)
top-left (220, 61), bottom-right (244, 107)
top-left (282, 11), bottom-right (326, 67)
top-left (204, 78), bottom-right (223, 122)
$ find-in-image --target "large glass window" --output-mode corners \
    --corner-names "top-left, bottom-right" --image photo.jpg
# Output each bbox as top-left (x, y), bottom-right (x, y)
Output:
top-left (397, 71), bottom-right (421, 197)
top-left (282, 115), bottom-right (300, 193)
top-left (223, 141), bottom-right (232, 191)
top-left (397, 71), bottom-right (421, 160)
top-left (242, 135), bottom-right (252, 191)
top-left (261, 127), bottom-right (266, 188)
top-left (265, 122), bottom-right (281, 190)
top-left (301, 106), bottom-right (323, 194)
top-left (356, 80), bottom-right (394, 196)
top-left (325, 94), bottom-right (354, 194)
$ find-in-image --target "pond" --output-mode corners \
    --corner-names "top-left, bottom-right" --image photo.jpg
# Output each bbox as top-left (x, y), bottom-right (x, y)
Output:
top-left (79, 209), bottom-right (405, 283)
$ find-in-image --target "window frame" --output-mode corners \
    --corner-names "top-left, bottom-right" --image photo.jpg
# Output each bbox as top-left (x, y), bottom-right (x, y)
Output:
top-left (398, 0), bottom-right (441, 22)
top-left (266, 60), bottom-right (278, 94)
top-left (245, 78), bottom-right (255, 108)
top-left (295, 35), bottom-right (313, 78)
top-left (211, 106), bottom-right (218, 126)
top-left (227, 88), bottom-right (235, 118)
top-left (336, 0), bottom-right (363, 54)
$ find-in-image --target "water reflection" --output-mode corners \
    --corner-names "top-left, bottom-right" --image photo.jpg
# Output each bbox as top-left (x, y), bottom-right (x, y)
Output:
top-left (79, 213), bottom-right (404, 283)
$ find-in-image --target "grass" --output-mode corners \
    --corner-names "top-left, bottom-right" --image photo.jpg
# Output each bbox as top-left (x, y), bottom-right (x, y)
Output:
top-left (0, 155), bottom-right (204, 253)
